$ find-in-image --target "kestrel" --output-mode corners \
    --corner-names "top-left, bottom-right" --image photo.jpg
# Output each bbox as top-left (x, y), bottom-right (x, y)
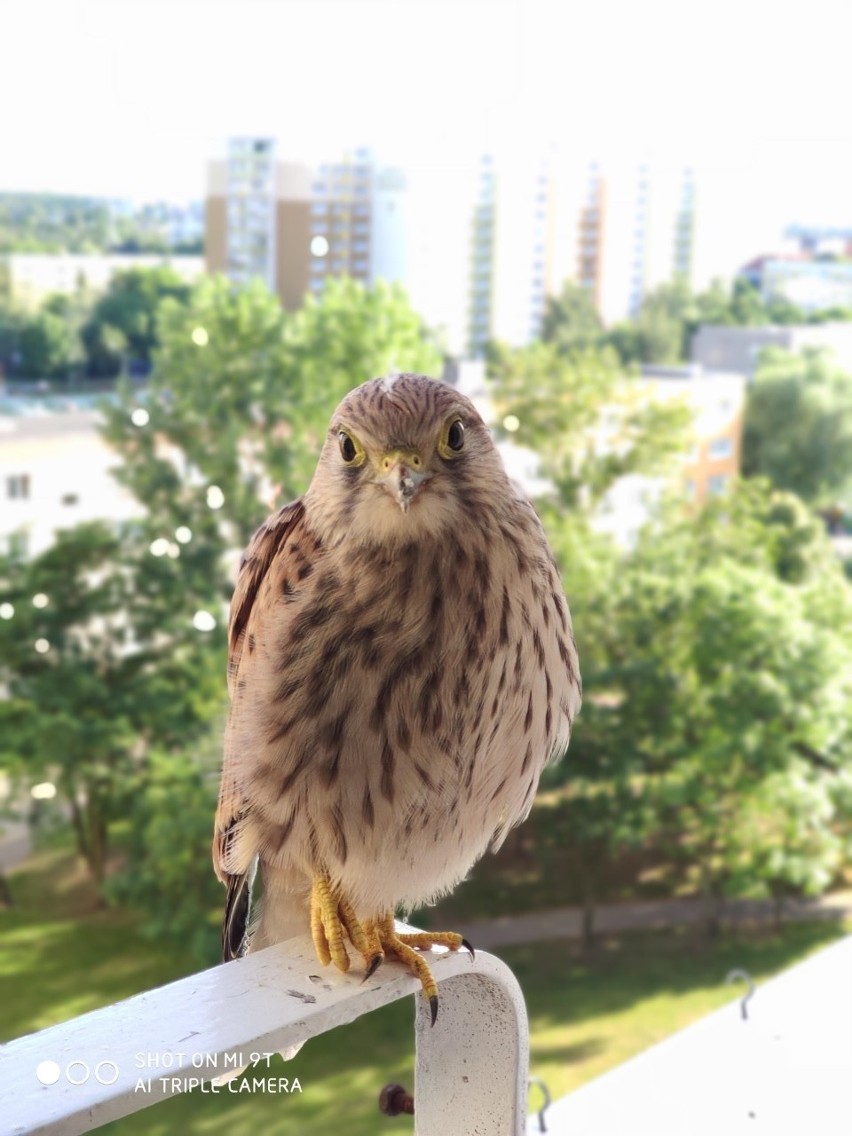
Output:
top-left (213, 373), bottom-right (581, 1021)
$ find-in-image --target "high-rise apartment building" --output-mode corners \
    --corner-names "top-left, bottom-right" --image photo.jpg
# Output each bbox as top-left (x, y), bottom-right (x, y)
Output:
top-left (206, 138), bottom-right (278, 291)
top-left (465, 153), bottom-right (558, 354)
top-left (555, 155), bottom-right (697, 326)
top-left (206, 142), bottom-right (408, 312)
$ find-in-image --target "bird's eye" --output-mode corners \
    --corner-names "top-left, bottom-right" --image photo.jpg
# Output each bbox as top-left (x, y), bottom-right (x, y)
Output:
top-left (338, 431), bottom-right (357, 463)
top-left (447, 419), bottom-right (465, 452)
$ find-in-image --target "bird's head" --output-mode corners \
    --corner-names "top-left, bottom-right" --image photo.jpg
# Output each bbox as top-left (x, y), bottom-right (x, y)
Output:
top-left (304, 373), bottom-right (510, 547)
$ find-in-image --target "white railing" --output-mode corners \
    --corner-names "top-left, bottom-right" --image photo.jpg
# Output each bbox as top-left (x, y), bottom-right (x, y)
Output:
top-left (3, 922), bottom-right (529, 1136)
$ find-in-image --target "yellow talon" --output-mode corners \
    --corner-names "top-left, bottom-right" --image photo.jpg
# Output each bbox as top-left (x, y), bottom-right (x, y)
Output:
top-left (338, 895), bottom-right (372, 961)
top-left (310, 876), bottom-right (384, 977)
top-left (372, 914), bottom-right (471, 1024)
top-left (310, 876), bottom-right (350, 972)
top-left (396, 930), bottom-right (465, 952)
top-left (310, 885), bottom-right (331, 966)
top-left (308, 881), bottom-right (469, 1022)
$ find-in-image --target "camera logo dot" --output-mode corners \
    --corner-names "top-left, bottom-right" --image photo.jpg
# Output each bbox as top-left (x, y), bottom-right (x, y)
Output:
top-left (66, 1061), bottom-right (89, 1086)
top-left (36, 1061), bottom-right (61, 1086)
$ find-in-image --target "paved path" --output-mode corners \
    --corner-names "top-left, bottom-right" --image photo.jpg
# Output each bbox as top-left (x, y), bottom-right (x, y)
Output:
top-left (0, 820), bottom-right (32, 873)
top-left (456, 889), bottom-right (852, 949)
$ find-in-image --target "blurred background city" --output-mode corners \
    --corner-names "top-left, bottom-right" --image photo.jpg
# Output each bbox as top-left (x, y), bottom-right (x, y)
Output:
top-left (1, 1), bottom-right (851, 1132)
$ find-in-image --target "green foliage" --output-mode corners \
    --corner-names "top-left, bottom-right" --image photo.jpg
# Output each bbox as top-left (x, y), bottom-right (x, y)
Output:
top-left (0, 193), bottom-right (112, 253)
top-left (488, 340), bottom-right (691, 512)
top-left (0, 264), bottom-right (191, 381)
top-left (597, 482), bottom-right (852, 922)
top-left (631, 278), bottom-right (694, 363)
top-left (541, 281), bottom-right (604, 354)
top-left (511, 432), bottom-right (852, 929)
top-left (16, 309), bottom-right (80, 379)
top-left (0, 192), bottom-right (199, 254)
top-left (81, 267), bottom-right (191, 378)
top-left (742, 347), bottom-right (852, 507)
top-left (602, 277), bottom-right (840, 369)
top-left (0, 522), bottom-right (225, 884)
top-left (106, 750), bottom-right (222, 964)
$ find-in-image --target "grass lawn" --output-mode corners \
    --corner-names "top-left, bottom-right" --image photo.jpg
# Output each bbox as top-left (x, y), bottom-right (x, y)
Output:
top-left (2, 846), bottom-right (848, 1135)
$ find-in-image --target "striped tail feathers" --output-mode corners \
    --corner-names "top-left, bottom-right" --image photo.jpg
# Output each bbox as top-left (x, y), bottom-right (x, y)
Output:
top-left (222, 858), bottom-right (257, 962)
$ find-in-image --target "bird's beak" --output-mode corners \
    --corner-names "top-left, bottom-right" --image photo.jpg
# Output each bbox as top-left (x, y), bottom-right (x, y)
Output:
top-left (377, 449), bottom-right (431, 512)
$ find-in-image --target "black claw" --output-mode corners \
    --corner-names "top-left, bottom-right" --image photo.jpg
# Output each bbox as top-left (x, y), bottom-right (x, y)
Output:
top-left (429, 994), bottom-right (439, 1027)
top-left (362, 954), bottom-right (384, 982)
top-left (462, 938), bottom-right (476, 961)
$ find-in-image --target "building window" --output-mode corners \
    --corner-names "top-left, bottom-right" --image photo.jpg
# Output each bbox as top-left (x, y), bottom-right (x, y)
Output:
top-left (707, 474), bottom-right (729, 496)
top-left (7, 474), bottom-right (30, 499)
top-left (61, 493), bottom-right (80, 506)
top-left (709, 437), bottom-right (733, 459)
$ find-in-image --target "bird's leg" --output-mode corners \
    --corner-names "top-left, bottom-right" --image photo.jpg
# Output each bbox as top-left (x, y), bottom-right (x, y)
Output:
top-left (309, 875), bottom-right (384, 976)
top-left (370, 914), bottom-right (473, 1025)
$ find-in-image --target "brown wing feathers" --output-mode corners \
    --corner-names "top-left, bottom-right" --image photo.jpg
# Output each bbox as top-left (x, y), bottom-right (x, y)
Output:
top-left (215, 500), bottom-right (305, 960)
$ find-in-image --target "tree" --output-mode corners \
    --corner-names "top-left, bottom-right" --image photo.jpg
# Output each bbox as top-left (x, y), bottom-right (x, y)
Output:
top-left (742, 347), bottom-right (852, 507)
top-left (0, 192), bottom-right (199, 254)
top-left (489, 326), bottom-right (852, 933)
top-left (106, 748), bottom-right (223, 962)
top-left (81, 266), bottom-right (191, 378)
top-left (730, 278), bottom-right (771, 326)
top-left (488, 340), bottom-right (691, 514)
top-left (541, 281), bottom-right (605, 354)
top-left (17, 309), bottom-right (80, 379)
top-left (602, 279), bottom-right (698, 365)
top-left (0, 302), bottom-right (23, 375)
top-left (606, 482), bottom-right (852, 932)
top-left (0, 523), bottom-right (225, 885)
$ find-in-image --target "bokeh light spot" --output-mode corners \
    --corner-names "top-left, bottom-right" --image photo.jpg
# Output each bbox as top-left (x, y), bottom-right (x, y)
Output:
top-left (206, 485), bottom-right (225, 510)
top-left (192, 610), bottom-right (216, 632)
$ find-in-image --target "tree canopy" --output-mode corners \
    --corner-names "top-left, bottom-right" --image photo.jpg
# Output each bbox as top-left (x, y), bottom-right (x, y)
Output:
top-left (743, 347), bottom-right (852, 508)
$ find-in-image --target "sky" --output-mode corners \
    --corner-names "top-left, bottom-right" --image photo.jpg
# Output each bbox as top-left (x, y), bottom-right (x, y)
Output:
top-left (1, 0), bottom-right (850, 249)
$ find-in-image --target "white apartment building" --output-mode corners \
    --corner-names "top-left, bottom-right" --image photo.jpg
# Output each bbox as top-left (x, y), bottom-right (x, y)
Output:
top-left (0, 409), bottom-right (139, 559)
